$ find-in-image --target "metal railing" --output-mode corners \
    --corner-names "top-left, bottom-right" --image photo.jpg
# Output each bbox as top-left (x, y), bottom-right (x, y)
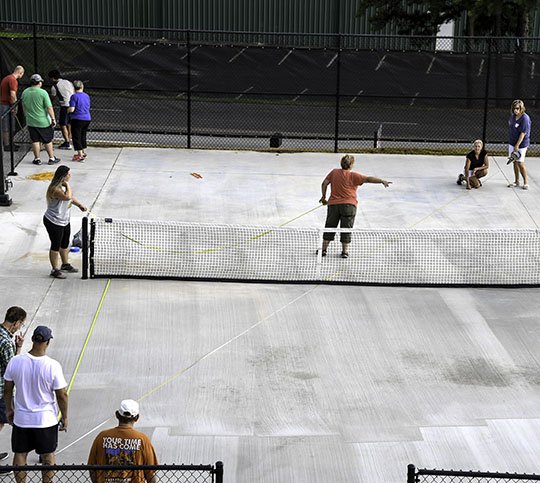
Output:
top-left (0, 463), bottom-right (224, 483)
top-left (408, 464), bottom-right (540, 482)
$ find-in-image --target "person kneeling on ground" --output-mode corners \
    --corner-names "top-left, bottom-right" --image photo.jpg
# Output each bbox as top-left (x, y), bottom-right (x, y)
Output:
top-left (457, 139), bottom-right (489, 190)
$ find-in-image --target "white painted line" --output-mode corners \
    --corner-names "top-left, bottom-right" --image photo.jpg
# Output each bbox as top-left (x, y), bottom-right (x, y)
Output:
top-left (410, 92), bottom-right (419, 106)
top-left (375, 54), bottom-right (387, 71)
top-left (426, 56), bottom-right (435, 74)
top-left (229, 47), bottom-right (247, 63)
top-left (477, 59), bottom-right (485, 77)
top-left (339, 120), bottom-right (418, 126)
top-left (130, 44), bottom-right (150, 57)
top-left (350, 90), bottom-right (364, 103)
top-left (235, 86), bottom-right (253, 100)
top-left (278, 50), bottom-right (293, 65)
top-left (326, 54), bottom-right (338, 68)
top-left (292, 88), bottom-right (309, 102)
top-left (531, 61), bottom-right (536, 79)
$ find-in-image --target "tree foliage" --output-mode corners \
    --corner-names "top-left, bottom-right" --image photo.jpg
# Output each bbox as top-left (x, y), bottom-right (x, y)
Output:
top-left (357, 0), bottom-right (537, 37)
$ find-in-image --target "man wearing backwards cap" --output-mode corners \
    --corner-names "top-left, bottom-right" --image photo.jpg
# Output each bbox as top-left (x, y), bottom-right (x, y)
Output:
top-left (88, 399), bottom-right (158, 483)
top-left (3, 326), bottom-right (68, 475)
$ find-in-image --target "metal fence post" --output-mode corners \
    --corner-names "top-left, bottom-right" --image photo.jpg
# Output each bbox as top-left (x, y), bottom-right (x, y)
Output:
top-left (32, 22), bottom-right (38, 73)
top-left (186, 29), bottom-right (192, 149)
top-left (0, 143), bottom-right (12, 206)
top-left (481, 37), bottom-right (492, 144)
top-left (333, 34), bottom-right (341, 153)
top-left (407, 464), bottom-right (416, 483)
top-left (214, 460), bottom-right (224, 483)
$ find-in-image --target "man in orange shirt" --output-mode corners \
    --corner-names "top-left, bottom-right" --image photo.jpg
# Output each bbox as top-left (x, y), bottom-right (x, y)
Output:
top-left (320, 155), bottom-right (391, 258)
top-left (88, 400), bottom-right (158, 483)
top-left (0, 65), bottom-right (25, 151)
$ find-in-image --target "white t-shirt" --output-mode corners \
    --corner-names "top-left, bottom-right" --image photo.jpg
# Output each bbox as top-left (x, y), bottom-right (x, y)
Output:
top-left (4, 352), bottom-right (67, 428)
top-left (51, 79), bottom-right (75, 107)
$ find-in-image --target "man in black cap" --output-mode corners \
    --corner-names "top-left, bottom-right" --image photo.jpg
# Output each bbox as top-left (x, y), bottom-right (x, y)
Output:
top-left (3, 326), bottom-right (68, 477)
top-left (0, 307), bottom-right (26, 472)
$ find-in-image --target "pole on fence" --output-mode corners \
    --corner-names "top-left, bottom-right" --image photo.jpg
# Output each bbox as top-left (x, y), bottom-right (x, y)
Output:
top-left (186, 29), bottom-right (192, 149)
top-left (0, 143), bottom-right (12, 206)
top-left (7, 111), bottom-right (17, 176)
top-left (32, 23), bottom-right (38, 74)
top-left (407, 464), bottom-right (416, 483)
top-left (481, 38), bottom-right (492, 144)
top-left (214, 461), bottom-right (224, 483)
top-left (333, 35), bottom-right (342, 153)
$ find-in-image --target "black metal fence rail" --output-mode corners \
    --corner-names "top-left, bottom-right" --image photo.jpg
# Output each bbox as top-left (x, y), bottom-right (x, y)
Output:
top-left (408, 464), bottom-right (540, 482)
top-left (0, 462), bottom-right (224, 482)
top-left (0, 98), bottom-right (30, 206)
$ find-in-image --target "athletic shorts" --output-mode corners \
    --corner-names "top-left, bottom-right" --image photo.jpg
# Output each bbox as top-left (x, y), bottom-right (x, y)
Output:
top-left (0, 399), bottom-right (8, 424)
top-left (323, 203), bottom-right (357, 244)
top-left (12, 424), bottom-right (59, 455)
top-left (43, 216), bottom-right (71, 251)
top-left (508, 144), bottom-right (528, 163)
top-left (28, 125), bottom-right (54, 144)
top-left (58, 107), bottom-right (70, 126)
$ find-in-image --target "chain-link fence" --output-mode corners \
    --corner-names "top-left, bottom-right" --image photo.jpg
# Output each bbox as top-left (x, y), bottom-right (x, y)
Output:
top-left (408, 464), bottom-right (540, 482)
top-left (0, 22), bottom-right (539, 154)
top-left (0, 463), bottom-right (223, 483)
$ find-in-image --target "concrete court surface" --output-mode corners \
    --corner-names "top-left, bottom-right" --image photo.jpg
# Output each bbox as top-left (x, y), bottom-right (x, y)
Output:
top-left (0, 147), bottom-right (540, 483)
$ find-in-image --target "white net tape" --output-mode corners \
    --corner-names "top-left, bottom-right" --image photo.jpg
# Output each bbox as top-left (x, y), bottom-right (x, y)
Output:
top-left (89, 217), bottom-right (540, 286)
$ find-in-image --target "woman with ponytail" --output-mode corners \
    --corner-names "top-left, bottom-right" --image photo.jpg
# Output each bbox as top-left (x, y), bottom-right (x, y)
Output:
top-left (43, 165), bottom-right (87, 278)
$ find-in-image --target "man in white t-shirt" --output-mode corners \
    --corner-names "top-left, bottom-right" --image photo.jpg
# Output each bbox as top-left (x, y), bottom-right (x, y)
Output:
top-left (48, 70), bottom-right (74, 150)
top-left (3, 326), bottom-right (68, 473)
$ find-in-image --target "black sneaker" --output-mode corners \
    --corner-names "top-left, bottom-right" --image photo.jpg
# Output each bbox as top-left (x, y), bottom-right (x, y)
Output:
top-left (341, 252), bottom-right (349, 259)
top-left (60, 263), bottom-right (78, 273)
top-left (50, 269), bottom-right (67, 279)
top-left (0, 453), bottom-right (7, 461)
top-left (33, 158), bottom-right (42, 165)
top-left (48, 157), bottom-right (61, 165)
top-left (58, 142), bottom-right (71, 150)
top-left (456, 173), bottom-right (464, 185)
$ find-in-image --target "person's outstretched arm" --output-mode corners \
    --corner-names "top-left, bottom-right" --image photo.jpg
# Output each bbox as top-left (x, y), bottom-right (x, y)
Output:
top-left (364, 176), bottom-right (392, 187)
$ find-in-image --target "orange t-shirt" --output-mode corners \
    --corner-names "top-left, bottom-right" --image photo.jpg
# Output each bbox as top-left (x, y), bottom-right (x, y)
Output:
top-left (325, 168), bottom-right (367, 206)
top-left (0, 75), bottom-right (17, 105)
top-left (88, 426), bottom-right (158, 483)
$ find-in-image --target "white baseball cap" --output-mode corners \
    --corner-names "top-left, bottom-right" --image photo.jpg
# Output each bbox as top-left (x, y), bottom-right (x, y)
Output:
top-left (118, 399), bottom-right (139, 417)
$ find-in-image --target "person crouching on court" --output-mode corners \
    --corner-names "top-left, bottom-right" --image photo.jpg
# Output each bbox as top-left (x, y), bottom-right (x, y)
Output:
top-left (319, 154), bottom-right (392, 258)
top-left (457, 139), bottom-right (489, 190)
top-left (43, 165), bottom-right (87, 279)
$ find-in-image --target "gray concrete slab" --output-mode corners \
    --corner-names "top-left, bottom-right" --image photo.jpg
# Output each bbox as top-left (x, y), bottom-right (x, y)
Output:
top-left (0, 147), bottom-right (539, 482)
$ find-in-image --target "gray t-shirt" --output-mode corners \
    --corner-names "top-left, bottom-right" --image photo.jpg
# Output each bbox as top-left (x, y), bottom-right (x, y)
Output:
top-left (44, 198), bottom-right (71, 226)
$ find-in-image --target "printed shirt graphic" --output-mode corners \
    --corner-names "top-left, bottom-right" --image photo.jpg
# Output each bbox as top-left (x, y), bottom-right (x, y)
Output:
top-left (88, 427), bottom-right (158, 483)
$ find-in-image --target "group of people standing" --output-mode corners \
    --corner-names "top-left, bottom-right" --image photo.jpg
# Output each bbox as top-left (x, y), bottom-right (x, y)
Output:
top-left (0, 307), bottom-right (158, 483)
top-left (0, 66), bottom-right (91, 164)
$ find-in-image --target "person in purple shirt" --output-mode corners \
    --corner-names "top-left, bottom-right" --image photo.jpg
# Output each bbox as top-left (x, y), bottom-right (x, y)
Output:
top-left (507, 99), bottom-right (531, 190)
top-left (67, 80), bottom-right (91, 162)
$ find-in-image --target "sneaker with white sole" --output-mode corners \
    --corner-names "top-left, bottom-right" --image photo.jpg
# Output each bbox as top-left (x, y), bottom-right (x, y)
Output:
top-left (58, 142), bottom-right (71, 150)
top-left (507, 182), bottom-right (519, 188)
top-left (48, 157), bottom-right (61, 165)
top-left (456, 173), bottom-right (465, 185)
top-left (523, 184), bottom-right (529, 190)
top-left (32, 158), bottom-right (42, 165)
top-left (0, 453), bottom-right (7, 462)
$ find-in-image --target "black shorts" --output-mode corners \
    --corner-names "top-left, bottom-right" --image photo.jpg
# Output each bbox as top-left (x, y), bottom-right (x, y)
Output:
top-left (323, 203), bottom-right (357, 243)
top-left (12, 424), bottom-right (59, 455)
top-left (0, 399), bottom-right (7, 424)
top-left (58, 107), bottom-right (70, 126)
top-left (43, 216), bottom-right (71, 251)
top-left (28, 125), bottom-right (54, 144)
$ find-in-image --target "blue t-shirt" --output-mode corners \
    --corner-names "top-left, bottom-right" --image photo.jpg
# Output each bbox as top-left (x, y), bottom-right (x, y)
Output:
top-left (69, 91), bottom-right (91, 121)
top-left (508, 112), bottom-right (531, 148)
